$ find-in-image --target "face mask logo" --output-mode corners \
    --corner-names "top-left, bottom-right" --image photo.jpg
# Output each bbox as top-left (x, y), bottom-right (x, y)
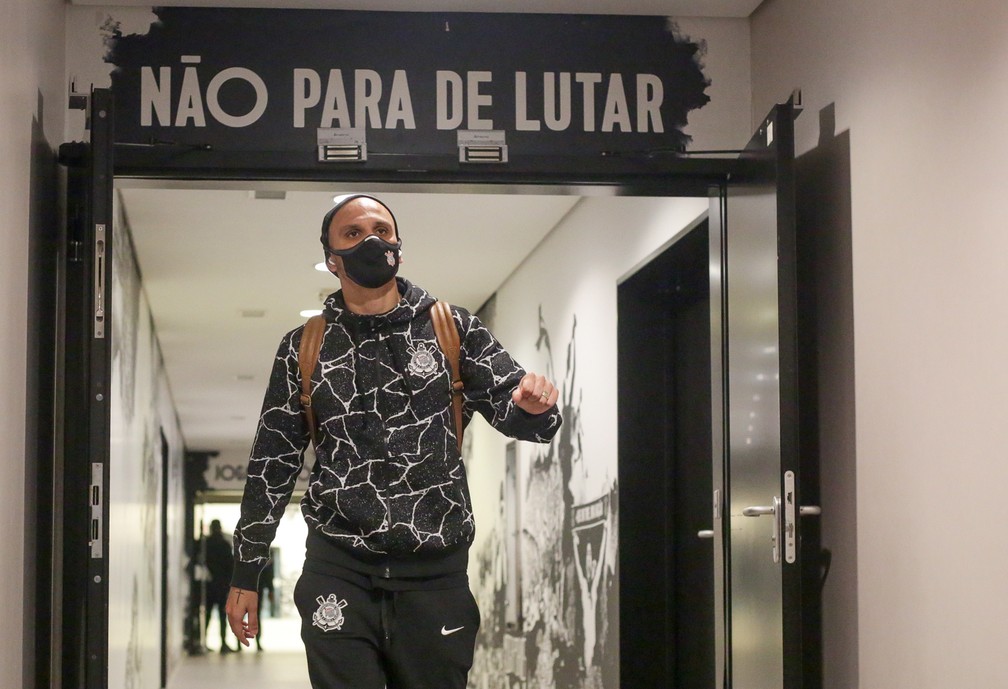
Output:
top-left (328, 235), bottom-right (401, 289)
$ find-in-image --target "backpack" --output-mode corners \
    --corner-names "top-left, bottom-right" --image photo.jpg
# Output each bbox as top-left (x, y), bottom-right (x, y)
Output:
top-left (297, 301), bottom-right (464, 452)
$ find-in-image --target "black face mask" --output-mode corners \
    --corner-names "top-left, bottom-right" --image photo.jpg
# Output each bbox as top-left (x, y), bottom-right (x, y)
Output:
top-left (328, 235), bottom-right (401, 289)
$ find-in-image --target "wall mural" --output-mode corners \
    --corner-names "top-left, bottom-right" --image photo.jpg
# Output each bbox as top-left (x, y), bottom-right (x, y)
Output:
top-left (110, 199), bottom-right (186, 689)
top-left (470, 307), bottom-right (618, 689)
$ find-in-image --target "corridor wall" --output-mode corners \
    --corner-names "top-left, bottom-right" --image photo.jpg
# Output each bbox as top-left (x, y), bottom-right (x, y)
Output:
top-left (465, 195), bottom-right (709, 689)
top-left (0, 1), bottom-right (67, 688)
top-left (109, 193), bottom-right (188, 689)
top-left (750, 0), bottom-right (1008, 686)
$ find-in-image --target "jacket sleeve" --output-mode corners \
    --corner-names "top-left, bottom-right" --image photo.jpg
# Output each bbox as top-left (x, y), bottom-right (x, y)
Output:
top-left (231, 328), bottom-right (311, 590)
top-left (455, 307), bottom-right (562, 443)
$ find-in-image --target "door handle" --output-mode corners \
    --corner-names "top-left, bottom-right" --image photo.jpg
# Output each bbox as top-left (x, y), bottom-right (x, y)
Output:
top-left (742, 496), bottom-right (781, 563)
top-left (697, 529), bottom-right (714, 539)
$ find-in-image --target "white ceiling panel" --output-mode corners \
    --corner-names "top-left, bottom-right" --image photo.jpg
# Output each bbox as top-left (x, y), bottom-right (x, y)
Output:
top-left (120, 186), bottom-right (580, 452)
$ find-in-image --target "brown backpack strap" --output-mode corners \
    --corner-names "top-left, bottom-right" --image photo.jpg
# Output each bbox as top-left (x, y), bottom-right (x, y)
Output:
top-left (298, 315), bottom-right (326, 447)
top-left (430, 301), bottom-right (464, 452)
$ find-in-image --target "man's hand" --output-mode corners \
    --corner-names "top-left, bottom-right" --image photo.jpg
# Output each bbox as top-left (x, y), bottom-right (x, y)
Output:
top-left (512, 372), bottom-right (558, 414)
top-left (225, 586), bottom-right (259, 647)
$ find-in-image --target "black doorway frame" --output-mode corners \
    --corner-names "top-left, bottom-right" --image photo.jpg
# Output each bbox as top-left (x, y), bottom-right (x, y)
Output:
top-left (62, 88), bottom-right (820, 689)
top-left (110, 155), bottom-right (740, 689)
top-left (617, 218), bottom-right (715, 689)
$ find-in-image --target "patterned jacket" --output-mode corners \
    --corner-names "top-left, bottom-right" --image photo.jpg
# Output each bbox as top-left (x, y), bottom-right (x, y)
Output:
top-left (231, 278), bottom-right (562, 589)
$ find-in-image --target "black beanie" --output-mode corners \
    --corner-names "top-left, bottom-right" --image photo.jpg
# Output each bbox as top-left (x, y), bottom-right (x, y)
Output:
top-left (319, 194), bottom-right (399, 251)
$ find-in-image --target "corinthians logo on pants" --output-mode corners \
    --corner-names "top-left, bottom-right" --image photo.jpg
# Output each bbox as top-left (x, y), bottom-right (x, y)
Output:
top-left (313, 594), bottom-right (349, 632)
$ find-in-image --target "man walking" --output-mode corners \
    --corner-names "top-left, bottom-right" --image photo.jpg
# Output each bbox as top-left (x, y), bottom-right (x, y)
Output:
top-left (227, 195), bottom-right (561, 688)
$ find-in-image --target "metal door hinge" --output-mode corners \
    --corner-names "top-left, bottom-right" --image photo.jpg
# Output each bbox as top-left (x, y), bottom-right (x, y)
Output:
top-left (89, 463), bottom-right (103, 559)
top-left (94, 224), bottom-right (106, 338)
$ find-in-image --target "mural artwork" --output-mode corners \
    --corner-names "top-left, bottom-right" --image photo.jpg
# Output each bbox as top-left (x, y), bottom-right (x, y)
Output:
top-left (471, 308), bottom-right (619, 689)
top-left (111, 208), bottom-right (173, 689)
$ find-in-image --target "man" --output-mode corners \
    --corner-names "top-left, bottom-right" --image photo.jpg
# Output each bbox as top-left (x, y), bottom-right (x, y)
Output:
top-left (226, 194), bottom-right (561, 688)
top-left (203, 519), bottom-right (237, 653)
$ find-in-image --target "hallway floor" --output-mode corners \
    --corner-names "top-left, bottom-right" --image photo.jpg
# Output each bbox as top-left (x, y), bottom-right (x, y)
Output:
top-left (169, 616), bottom-right (310, 688)
top-left (167, 649), bottom-right (310, 689)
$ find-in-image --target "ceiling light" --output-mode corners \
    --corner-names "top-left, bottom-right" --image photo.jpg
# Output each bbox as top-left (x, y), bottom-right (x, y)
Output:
top-left (300, 309), bottom-right (323, 318)
top-left (315, 261), bottom-right (328, 272)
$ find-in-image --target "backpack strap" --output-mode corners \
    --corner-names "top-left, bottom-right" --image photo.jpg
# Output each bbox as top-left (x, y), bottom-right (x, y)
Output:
top-left (430, 301), bottom-right (464, 452)
top-left (298, 315), bottom-right (326, 447)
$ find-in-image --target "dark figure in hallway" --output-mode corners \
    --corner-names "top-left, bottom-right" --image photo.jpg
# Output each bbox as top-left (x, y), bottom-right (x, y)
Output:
top-left (226, 195), bottom-right (562, 689)
top-left (255, 559), bottom-right (275, 651)
top-left (203, 519), bottom-right (237, 653)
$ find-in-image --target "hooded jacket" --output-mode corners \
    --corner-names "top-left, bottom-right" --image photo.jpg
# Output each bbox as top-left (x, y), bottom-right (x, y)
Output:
top-left (231, 278), bottom-right (562, 590)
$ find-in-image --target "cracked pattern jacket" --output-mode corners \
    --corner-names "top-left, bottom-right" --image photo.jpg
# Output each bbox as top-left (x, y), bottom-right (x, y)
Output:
top-left (231, 279), bottom-right (561, 589)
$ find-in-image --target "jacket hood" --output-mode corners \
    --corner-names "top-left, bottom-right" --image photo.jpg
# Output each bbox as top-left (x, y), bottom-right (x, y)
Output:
top-left (322, 277), bottom-right (437, 328)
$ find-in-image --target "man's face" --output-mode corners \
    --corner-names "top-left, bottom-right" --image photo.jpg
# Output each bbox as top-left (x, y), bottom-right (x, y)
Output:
top-left (325, 197), bottom-right (398, 279)
top-left (326, 197), bottom-right (397, 252)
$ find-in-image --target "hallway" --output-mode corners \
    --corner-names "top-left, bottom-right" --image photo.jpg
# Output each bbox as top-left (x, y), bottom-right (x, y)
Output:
top-left (171, 616), bottom-right (310, 688)
top-left (167, 650), bottom-right (310, 689)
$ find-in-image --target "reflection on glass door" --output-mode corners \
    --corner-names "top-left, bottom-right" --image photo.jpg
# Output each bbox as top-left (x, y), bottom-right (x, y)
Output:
top-left (713, 100), bottom-right (809, 689)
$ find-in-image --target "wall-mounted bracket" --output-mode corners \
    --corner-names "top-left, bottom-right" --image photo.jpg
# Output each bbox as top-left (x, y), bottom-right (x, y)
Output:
top-left (458, 130), bottom-right (508, 163)
top-left (317, 127), bottom-right (366, 162)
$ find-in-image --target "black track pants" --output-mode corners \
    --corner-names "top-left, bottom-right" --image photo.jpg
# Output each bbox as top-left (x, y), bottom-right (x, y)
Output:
top-left (294, 564), bottom-right (480, 689)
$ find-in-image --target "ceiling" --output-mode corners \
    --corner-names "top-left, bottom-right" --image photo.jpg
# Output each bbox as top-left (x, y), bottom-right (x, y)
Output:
top-left (120, 184), bottom-right (582, 454)
top-left (106, 0), bottom-right (762, 458)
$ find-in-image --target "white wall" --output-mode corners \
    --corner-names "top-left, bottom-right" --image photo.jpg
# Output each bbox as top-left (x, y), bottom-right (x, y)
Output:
top-left (751, 1), bottom-right (1008, 686)
top-left (676, 16), bottom-right (753, 151)
top-left (0, 1), bottom-right (66, 687)
top-left (109, 194), bottom-right (188, 689)
top-left (466, 195), bottom-right (708, 688)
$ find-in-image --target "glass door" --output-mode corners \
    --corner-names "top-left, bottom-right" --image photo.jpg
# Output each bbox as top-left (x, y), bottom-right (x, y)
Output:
top-left (711, 99), bottom-right (816, 688)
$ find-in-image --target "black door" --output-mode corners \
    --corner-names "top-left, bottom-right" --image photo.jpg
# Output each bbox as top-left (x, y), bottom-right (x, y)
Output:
top-left (617, 219), bottom-right (715, 689)
top-left (59, 87), bottom-right (114, 689)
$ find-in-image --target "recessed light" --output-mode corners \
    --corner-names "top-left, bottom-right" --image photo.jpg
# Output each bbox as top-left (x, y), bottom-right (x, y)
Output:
top-left (315, 261), bottom-right (329, 272)
top-left (300, 309), bottom-right (323, 318)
